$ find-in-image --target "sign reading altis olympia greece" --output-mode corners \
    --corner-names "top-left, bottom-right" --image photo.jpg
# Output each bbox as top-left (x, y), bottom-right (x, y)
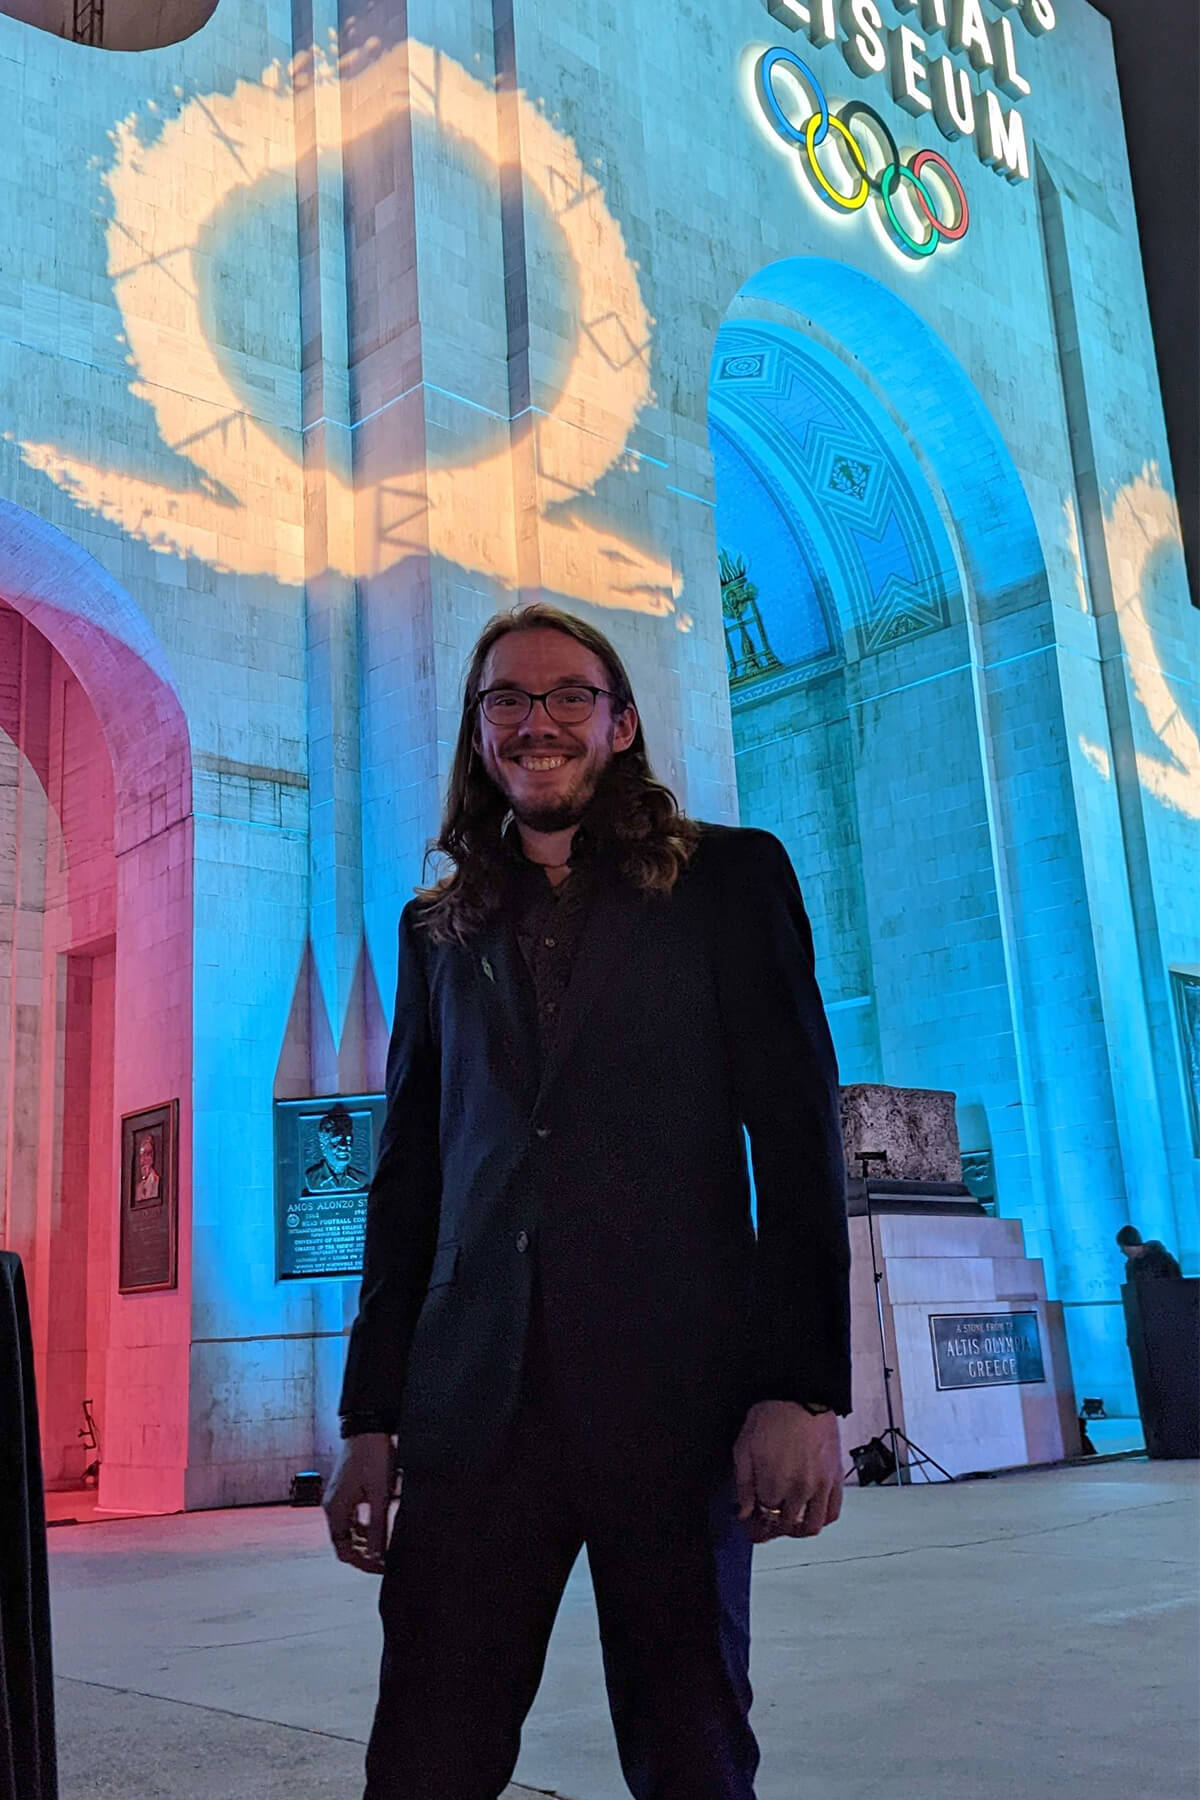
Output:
top-left (750, 0), bottom-right (1055, 256)
top-left (929, 1312), bottom-right (1046, 1389)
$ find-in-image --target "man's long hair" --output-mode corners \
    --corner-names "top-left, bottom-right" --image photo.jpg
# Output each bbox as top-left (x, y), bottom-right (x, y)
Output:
top-left (416, 603), bottom-right (701, 944)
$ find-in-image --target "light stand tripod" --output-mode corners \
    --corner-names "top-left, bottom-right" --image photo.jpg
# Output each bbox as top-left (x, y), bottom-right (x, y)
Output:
top-left (855, 1150), bottom-right (954, 1486)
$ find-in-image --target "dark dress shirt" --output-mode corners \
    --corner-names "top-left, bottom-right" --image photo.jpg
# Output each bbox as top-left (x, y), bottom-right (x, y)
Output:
top-left (510, 839), bottom-right (598, 1068)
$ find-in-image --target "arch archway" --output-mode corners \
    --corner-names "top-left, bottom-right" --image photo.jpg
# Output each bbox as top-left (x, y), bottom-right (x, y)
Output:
top-left (727, 259), bottom-right (1047, 616)
top-left (708, 261), bottom-right (1147, 1405)
top-left (0, 500), bottom-right (191, 847)
top-left (0, 503), bottom-right (194, 1513)
top-left (0, 0), bottom-right (218, 52)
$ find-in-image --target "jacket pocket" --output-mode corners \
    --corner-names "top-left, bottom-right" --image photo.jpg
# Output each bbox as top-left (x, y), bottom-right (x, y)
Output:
top-left (427, 1240), bottom-right (460, 1289)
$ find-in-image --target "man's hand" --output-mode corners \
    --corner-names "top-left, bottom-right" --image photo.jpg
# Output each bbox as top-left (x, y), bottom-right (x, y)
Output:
top-left (323, 1432), bottom-right (396, 1573)
top-left (733, 1402), bottom-right (843, 1543)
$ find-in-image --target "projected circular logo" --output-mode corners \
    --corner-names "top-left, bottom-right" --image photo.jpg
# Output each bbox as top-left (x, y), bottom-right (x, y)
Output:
top-left (17, 41), bottom-right (682, 620)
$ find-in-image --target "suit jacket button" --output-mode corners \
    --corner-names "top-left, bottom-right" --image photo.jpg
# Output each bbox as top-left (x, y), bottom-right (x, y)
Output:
top-left (515, 1230), bottom-right (530, 1253)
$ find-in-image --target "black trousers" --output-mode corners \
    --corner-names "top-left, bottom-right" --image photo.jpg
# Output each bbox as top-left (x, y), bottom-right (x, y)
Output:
top-left (363, 1345), bottom-right (758, 1800)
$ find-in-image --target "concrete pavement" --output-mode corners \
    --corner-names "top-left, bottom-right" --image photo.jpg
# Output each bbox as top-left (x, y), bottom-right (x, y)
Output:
top-left (47, 1459), bottom-right (1197, 1800)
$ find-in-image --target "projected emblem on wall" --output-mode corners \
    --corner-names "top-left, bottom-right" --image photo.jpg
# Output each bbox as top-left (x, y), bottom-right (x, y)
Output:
top-left (274, 1095), bottom-right (387, 1279)
top-left (1106, 472), bottom-right (1200, 821)
top-left (16, 41), bottom-right (681, 621)
top-left (6, 35), bottom-right (1195, 816)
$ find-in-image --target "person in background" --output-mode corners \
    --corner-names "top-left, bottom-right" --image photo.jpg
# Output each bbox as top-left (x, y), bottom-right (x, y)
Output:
top-left (1116, 1224), bottom-right (1182, 1280)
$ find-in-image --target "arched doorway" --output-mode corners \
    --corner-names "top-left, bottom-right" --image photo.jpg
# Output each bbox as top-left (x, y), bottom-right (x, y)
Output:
top-left (0, 502), bottom-right (193, 1512)
top-left (711, 316), bottom-right (963, 1088)
top-left (1, 602), bottom-right (117, 1487)
top-left (707, 262), bottom-right (1171, 1410)
top-left (0, 0), bottom-right (218, 51)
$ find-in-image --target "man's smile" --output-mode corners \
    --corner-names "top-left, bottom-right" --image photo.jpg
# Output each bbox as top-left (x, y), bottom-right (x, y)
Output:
top-left (508, 753), bottom-right (575, 771)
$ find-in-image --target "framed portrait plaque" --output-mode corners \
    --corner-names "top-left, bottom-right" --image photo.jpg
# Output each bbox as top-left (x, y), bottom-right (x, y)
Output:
top-left (119, 1101), bottom-right (179, 1293)
top-left (273, 1094), bottom-right (386, 1280)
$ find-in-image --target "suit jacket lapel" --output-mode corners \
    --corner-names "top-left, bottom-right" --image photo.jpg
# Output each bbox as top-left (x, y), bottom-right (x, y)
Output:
top-left (534, 872), bottom-right (642, 1111)
top-left (470, 914), bottom-right (540, 1107)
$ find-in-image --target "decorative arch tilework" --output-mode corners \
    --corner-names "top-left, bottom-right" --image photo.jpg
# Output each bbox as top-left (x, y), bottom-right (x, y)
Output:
top-left (711, 418), bottom-right (840, 682)
top-left (710, 324), bottom-right (958, 681)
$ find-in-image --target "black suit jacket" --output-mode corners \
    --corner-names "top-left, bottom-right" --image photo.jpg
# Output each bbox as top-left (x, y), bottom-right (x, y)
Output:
top-left (339, 825), bottom-right (850, 1500)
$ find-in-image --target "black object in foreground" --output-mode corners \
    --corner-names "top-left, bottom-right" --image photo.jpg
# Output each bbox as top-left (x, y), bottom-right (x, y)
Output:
top-left (1122, 1279), bottom-right (1199, 1459)
top-left (0, 1251), bottom-right (58, 1800)
top-left (290, 1470), bottom-right (325, 1506)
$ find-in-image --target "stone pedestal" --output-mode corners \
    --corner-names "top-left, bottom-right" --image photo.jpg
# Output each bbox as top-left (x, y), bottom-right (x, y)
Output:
top-left (843, 1210), bottom-right (1076, 1479)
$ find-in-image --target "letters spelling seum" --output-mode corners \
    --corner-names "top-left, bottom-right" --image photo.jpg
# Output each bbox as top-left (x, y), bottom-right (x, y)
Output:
top-left (0, 0), bottom-right (1194, 1512)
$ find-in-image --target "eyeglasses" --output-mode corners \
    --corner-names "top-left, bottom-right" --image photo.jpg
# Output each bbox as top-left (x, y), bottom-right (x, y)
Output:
top-left (476, 684), bottom-right (619, 725)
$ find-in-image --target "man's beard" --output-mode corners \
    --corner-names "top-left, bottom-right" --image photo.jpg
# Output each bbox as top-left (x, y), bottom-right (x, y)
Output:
top-left (491, 737), bottom-right (614, 833)
top-left (505, 777), bottom-right (597, 834)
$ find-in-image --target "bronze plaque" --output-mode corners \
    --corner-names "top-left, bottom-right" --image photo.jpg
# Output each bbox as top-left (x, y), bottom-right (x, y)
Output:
top-left (119, 1101), bottom-right (179, 1292)
top-left (274, 1095), bottom-right (385, 1279)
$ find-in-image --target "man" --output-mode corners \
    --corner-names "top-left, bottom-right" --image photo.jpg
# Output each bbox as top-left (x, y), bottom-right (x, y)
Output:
top-left (304, 1105), bottom-right (368, 1192)
top-left (325, 603), bottom-right (851, 1800)
top-left (133, 1133), bottom-right (160, 1203)
top-left (1116, 1224), bottom-right (1182, 1280)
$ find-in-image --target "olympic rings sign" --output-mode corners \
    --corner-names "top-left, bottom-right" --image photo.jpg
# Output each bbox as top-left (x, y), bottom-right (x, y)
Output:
top-left (755, 47), bottom-right (969, 258)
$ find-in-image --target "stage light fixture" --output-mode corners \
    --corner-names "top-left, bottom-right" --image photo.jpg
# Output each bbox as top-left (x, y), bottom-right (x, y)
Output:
top-left (849, 1436), bottom-right (897, 1487)
top-left (289, 1470), bottom-right (324, 1506)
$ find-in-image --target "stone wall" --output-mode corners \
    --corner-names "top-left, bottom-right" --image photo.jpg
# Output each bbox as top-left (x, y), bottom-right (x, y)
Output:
top-left (0, 0), bottom-right (1193, 1499)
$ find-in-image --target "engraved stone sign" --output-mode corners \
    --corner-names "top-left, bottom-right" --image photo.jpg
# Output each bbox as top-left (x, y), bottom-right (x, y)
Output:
top-left (930, 1311), bottom-right (1045, 1390)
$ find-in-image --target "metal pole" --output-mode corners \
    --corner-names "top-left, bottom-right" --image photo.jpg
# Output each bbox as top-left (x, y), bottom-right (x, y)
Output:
top-left (866, 1194), bottom-right (904, 1483)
